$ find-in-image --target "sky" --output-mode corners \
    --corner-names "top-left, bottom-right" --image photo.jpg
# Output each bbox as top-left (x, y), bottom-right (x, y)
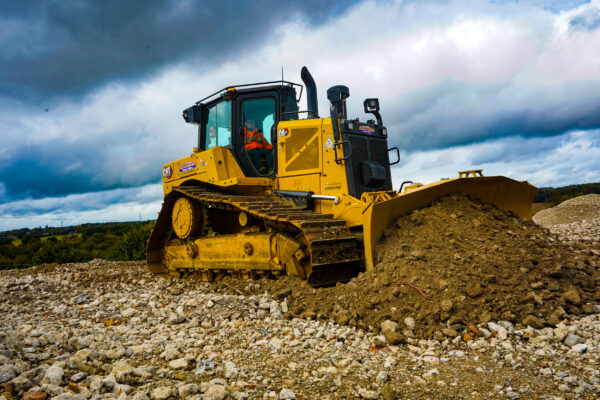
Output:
top-left (1, 0), bottom-right (600, 231)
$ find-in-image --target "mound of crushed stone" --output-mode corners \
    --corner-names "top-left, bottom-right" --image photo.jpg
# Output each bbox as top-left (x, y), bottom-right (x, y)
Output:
top-left (534, 194), bottom-right (600, 226)
top-left (235, 193), bottom-right (600, 338)
top-left (533, 194), bottom-right (600, 245)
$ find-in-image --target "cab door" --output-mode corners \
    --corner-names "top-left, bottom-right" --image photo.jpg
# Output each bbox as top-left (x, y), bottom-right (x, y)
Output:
top-left (233, 91), bottom-right (279, 177)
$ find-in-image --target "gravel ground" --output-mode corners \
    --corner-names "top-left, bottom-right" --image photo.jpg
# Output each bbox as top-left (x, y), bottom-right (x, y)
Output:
top-left (1, 257), bottom-right (599, 400)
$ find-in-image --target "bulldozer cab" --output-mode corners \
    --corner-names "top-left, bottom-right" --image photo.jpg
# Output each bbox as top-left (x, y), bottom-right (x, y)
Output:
top-left (184, 83), bottom-right (300, 177)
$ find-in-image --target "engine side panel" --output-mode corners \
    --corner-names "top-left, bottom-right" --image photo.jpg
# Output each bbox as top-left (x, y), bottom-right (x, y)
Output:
top-left (161, 146), bottom-right (273, 196)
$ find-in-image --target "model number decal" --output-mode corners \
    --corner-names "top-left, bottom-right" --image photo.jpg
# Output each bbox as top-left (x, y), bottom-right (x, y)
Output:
top-left (179, 161), bottom-right (196, 173)
top-left (278, 128), bottom-right (289, 138)
top-left (358, 125), bottom-right (375, 134)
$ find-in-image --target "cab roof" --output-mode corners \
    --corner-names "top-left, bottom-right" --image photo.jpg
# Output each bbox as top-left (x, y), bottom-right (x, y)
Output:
top-left (195, 80), bottom-right (303, 106)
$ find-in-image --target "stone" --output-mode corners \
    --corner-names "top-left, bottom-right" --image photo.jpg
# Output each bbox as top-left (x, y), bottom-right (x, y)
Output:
top-left (522, 315), bottom-right (545, 329)
top-left (358, 387), bottom-right (379, 399)
top-left (204, 384), bottom-right (227, 400)
top-left (404, 317), bottom-right (415, 330)
top-left (224, 361), bottom-right (238, 379)
top-left (571, 343), bottom-right (587, 354)
top-left (279, 388), bottom-right (296, 399)
top-left (9, 375), bottom-right (32, 394)
top-left (442, 328), bottom-right (458, 337)
top-left (178, 383), bottom-right (200, 398)
top-left (122, 308), bottom-right (137, 318)
top-left (66, 382), bottom-right (80, 394)
top-left (0, 366), bottom-right (16, 384)
top-left (440, 299), bottom-right (453, 312)
top-left (376, 371), bottom-right (388, 386)
top-left (373, 335), bottom-right (387, 347)
top-left (150, 386), bottom-right (175, 400)
top-left (563, 288), bottom-right (581, 305)
top-left (564, 334), bottom-right (583, 346)
top-left (22, 392), bottom-right (48, 400)
top-left (132, 391), bottom-right (150, 400)
top-left (465, 280), bottom-right (483, 297)
top-left (168, 358), bottom-right (188, 370)
top-left (101, 374), bottom-right (117, 391)
top-left (381, 320), bottom-right (404, 345)
top-left (420, 352), bottom-right (439, 364)
top-left (268, 337), bottom-right (283, 350)
top-left (553, 325), bottom-right (569, 341)
top-left (41, 365), bottom-right (63, 386)
top-left (111, 360), bottom-right (134, 382)
top-left (381, 382), bottom-right (396, 400)
top-left (335, 310), bottom-right (351, 326)
top-left (487, 322), bottom-right (508, 340)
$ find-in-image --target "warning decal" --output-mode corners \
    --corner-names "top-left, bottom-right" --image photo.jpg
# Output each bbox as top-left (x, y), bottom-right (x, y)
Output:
top-left (324, 136), bottom-right (334, 149)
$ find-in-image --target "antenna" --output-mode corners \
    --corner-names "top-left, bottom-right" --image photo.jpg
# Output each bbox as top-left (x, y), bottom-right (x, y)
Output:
top-left (281, 66), bottom-right (284, 83)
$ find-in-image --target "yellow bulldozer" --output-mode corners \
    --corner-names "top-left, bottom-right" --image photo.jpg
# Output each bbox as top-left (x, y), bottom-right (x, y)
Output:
top-left (147, 67), bottom-right (536, 286)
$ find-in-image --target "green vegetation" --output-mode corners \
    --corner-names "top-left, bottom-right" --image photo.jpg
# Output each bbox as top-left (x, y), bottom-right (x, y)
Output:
top-left (534, 182), bottom-right (600, 205)
top-left (0, 221), bottom-right (154, 270)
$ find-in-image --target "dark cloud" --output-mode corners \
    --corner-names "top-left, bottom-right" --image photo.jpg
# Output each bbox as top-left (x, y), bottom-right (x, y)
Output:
top-left (0, 0), bottom-right (356, 102)
top-left (0, 140), bottom-right (158, 200)
top-left (385, 80), bottom-right (600, 151)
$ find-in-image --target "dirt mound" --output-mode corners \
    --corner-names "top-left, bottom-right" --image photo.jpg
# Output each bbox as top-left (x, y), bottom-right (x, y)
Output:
top-left (231, 193), bottom-right (600, 338)
top-left (533, 194), bottom-right (600, 226)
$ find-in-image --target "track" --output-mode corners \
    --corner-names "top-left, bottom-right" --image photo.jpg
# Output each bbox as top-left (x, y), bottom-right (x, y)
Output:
top-left (147, 185), bottom-right (363, 286)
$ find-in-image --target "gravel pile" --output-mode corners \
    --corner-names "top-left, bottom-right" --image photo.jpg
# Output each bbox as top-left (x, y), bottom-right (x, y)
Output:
top-left (533, 194), bottom-right (600, 246)
top-left (533, 194), bottom-right (600, 226)
top-left (1, 259), bottom-right (600, 399)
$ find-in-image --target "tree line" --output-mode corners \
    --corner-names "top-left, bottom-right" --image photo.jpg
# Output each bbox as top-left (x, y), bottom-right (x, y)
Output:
top-left (533, 182), bottom-right (600, 205)
top-left (0, 221), bottom-right (153, 269)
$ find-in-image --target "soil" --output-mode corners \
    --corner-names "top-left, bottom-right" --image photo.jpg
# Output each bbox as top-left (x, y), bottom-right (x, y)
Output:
top-left (225, 193), bottom-right (600, 338)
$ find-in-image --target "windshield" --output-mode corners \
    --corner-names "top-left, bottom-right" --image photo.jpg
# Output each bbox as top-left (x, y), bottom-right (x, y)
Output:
top-left (205, 100), bottom-right (231, 149)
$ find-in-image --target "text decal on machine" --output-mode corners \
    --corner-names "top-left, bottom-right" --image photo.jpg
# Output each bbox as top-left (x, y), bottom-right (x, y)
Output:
top-left (179, 161), bottom-right (197, 173)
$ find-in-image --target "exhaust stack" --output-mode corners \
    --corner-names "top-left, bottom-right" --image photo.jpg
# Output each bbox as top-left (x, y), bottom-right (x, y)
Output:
top-left (301, 66), bottom-right (319, 118)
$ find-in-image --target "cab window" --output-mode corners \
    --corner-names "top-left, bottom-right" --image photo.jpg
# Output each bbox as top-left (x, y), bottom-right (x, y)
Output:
top-left (242, 98), bottom-right (276, 175)
top-left (205, 100), bottom-right (231, 149)
top-left (282, 94), bottom-right (299, 121)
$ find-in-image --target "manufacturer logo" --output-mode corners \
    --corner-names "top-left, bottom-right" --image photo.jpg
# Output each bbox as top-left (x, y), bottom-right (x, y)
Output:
top-left (179, 161), bottom-right (196, 173)
top-left (278, 128), bottom-right (289, 138)
top-left (162, 166), bottom-right (173, 179)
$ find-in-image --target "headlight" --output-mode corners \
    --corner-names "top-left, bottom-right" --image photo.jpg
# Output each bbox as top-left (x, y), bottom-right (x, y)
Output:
top-left (347, 121), bottom-right (354, 130)
top-left (381, 128), bottom-right (387, 136)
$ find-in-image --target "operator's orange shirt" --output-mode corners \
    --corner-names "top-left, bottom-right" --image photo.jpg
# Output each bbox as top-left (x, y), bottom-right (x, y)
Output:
top-left (244, 128), bottom-right (273, 150)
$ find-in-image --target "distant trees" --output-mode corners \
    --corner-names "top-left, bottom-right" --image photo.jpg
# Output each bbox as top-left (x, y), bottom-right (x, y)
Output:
top-left (534, 183), bottom-right (600, 205)
top-left (0, 221), bottom-right (154, 269)
top-left (117, 223), bottom-right (153, 261)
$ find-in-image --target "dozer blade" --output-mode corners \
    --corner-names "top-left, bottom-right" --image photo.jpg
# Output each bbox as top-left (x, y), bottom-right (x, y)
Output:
top-left (361, 175), bottom-right (536, 271)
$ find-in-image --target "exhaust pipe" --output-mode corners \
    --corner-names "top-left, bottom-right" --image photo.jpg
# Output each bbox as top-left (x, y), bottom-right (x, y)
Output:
top-left (301, 66), bottom-right (319, 118)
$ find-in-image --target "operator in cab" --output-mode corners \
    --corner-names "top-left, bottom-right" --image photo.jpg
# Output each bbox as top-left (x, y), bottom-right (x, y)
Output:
top-left (244, 119), bottom-right (273, 174)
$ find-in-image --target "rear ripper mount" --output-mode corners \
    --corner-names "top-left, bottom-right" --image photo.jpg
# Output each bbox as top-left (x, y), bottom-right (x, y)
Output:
top-left (147, 185), bottom-right (363, 286)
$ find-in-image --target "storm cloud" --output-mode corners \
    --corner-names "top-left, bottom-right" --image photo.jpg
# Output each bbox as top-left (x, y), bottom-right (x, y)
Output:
top-left (0, 0), bottom-right (356, 101)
